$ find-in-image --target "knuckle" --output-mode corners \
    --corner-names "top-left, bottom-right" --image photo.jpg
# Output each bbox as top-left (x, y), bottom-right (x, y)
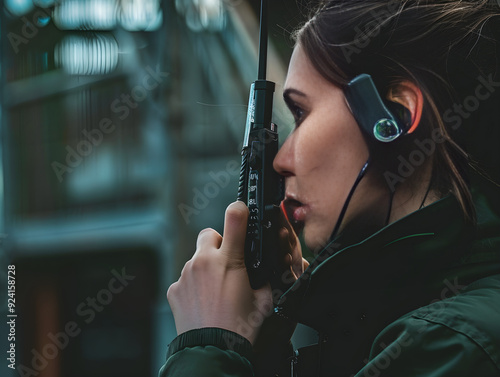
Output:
top-left (181, 259), bottom-right (193, 275)
top-left (198, 227), bottom-right (215, 238)
top-left (166, 282), bottom-right (178, 302)
top-left (191, 253), bottom-right (211, 271)
top-left (197, 228), bottom-right (221, 247)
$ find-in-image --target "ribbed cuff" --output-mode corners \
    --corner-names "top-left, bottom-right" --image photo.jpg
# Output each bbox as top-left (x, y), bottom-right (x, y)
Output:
top-left (166, 328), bottom-right (254, 362)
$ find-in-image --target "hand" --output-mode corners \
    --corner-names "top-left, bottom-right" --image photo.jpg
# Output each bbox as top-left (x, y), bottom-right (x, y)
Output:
top-left (167, 201), bottom-right (273, 345)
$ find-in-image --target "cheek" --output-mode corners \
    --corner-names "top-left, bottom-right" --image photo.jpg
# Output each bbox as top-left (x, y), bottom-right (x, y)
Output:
top-left (299, 111), bottom-right (369, 248)
top-left (297, 111), bottom-right (367, 180)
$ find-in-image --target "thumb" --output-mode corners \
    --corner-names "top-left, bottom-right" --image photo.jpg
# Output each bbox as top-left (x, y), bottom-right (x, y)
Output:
top-left (220, 201), bottom-right (249, 258)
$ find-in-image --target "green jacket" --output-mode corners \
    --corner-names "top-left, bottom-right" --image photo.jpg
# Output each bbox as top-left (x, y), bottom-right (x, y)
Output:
top-left (159, 190), bottom-right (500, 376)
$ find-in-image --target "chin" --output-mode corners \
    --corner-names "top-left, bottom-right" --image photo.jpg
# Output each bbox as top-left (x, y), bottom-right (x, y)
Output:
top-left (303, 228), bottom-right (330, 255)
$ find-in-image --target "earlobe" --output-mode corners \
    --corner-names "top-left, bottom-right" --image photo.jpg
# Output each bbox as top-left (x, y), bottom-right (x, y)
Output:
top-left (387, 81), bottom-right (424, 134)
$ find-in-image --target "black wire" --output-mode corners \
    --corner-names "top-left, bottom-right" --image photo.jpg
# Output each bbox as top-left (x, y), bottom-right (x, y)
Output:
top-left (317, 158), bottom-right (371, 375)
top-left (419, 179), bottom-right (433, 210)
top-left (328, 158), bottom-right (371, 242)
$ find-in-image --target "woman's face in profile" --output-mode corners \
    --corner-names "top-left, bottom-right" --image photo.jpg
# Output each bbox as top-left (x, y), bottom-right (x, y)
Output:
top-left (275, 44), bottom-right (371, 251)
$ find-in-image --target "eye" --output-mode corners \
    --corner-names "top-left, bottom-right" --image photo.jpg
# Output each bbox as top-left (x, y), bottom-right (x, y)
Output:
top-left (283, 89), bottom-right (308, 127)
top-left (288, 102), bottom-right (305, 126)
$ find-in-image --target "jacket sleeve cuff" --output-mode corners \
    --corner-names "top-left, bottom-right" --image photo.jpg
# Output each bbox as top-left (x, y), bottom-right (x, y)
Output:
top-left (166, 327), bottom-right (254, 362)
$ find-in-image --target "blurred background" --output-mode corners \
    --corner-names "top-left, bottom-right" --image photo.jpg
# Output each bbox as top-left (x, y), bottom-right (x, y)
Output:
top-left (0, 0), bottom-right (303, 375)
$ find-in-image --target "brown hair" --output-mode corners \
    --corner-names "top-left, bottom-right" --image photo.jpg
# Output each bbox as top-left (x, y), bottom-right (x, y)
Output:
top-left (294, 0), bottom-right (500, 222)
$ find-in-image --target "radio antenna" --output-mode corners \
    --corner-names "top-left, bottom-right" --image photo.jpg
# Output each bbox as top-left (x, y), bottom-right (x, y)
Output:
top-left (257, 0), bottom-right (268, 80)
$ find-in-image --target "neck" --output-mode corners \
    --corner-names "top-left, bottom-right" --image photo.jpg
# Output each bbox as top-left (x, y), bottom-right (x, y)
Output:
top-left (388, 163), bottom-right (440, 223)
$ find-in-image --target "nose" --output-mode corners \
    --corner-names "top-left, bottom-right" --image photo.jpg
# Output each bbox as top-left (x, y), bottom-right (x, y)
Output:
top-left (273, 133), bottom-right (294, 177)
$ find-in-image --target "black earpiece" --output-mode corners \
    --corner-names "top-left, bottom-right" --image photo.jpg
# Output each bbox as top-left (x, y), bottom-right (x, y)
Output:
top-left (344, 74), bottom-right (412, 143)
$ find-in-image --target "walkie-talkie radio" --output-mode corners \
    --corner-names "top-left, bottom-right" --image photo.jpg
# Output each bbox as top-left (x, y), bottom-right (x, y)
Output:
top-left (237, 0), bottom-right (284, 290)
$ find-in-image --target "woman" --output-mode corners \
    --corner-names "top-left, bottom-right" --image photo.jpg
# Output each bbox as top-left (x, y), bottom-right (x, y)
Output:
top-left (162, 1), bottom-right (500, 376)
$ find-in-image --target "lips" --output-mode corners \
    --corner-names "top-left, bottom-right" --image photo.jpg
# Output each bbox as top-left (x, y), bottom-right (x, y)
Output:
top-left (283, 196), bottom-right (306, 235)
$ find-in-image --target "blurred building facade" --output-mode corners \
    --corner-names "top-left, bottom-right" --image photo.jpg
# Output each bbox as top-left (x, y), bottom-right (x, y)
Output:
top-left (0, 0), bottom-right (296, 375)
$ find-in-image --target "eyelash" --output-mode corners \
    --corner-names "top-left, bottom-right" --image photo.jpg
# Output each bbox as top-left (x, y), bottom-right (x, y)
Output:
top-left (289, 102), bottom-right (305, 126)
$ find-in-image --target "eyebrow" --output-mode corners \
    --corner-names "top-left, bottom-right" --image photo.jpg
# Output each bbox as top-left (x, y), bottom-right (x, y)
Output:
top-left (283, 88), bottom-right (307, 101)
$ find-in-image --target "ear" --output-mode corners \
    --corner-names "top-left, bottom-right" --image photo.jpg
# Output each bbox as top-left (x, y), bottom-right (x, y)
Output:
top-left (387, 81), bottom-right (423, 134)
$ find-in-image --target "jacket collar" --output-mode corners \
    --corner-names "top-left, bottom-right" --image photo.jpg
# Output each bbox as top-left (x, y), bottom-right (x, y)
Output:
top-left (275, 193), bottom-right (500, 326)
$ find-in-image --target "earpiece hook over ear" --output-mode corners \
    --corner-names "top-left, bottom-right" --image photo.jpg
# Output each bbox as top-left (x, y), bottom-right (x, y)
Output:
top-left (345, 74), bottom-right (413, 143)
